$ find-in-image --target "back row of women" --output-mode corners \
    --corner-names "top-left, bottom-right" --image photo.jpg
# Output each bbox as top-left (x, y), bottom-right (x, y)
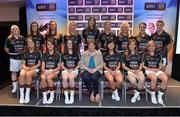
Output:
top-left (4, 17), bottom-right (173, 105)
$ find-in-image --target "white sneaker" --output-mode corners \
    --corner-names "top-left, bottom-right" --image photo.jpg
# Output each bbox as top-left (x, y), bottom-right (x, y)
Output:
top-left (151, 91), bottom-right (157, 104)
top-left (42, 92), bottom-right (47, 104)
top-left (12, 82), bottom-right (17, 93)
top-left (24, 88), bottom-right (30, 103)
top-left (131, 90), bottom-right (140, 103)
top-left (111, 92), bottom-right (116, 100)
top-left (157, 91), bottom-right (164, 105)
top-left (47, 91), bottom-right (55, 104)
top-left (64, 90), bottom-right (70, 104)
top-left (114, 89), bottom-right (120, 101)
top-left (69, 90), bottom-right (75, 104)
top-left (19, 88), bottom-right (24, 104)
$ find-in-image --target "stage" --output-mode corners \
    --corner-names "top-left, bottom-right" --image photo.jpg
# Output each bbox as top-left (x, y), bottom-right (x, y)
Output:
top-left (0, 78), bottom-right (180, 116)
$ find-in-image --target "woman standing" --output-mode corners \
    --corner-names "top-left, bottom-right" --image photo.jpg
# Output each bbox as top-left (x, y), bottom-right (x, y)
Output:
top-left (4, 25), bottom-right (26, 93)
top-left (61, 39), bottom-right (80, 104)
top-left (27, 21), bottom-right (45, 51)
top-left (116, 22), bottom-right (132, 53)
top-left (45, 20), bottom-right (63, 53)
top-left (18, 37), bottom-right (41, 103)
top-left (82, 17), bottom-right (100, 50)
top-left (99, 21), bottom-right (116, 54)
top-left (103, 39), bottom-right (123, 101)
top-left (80, 40), bottom-right (103, 102)
top-left (122, 39), bottom-right (145, 103)
top-left (41, 39), bottom-right (61, 104)
top-left (143, 40), bottom-right (168, 104)
top-left (64, 21), bottom-right (82, 52)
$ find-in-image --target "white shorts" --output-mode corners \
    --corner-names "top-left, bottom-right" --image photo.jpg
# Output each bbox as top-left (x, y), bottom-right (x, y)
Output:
top-left (10, 59), bottom-right (22, 72)
top-left (45, 69), bottom-right (59, 75)
top-left (145, 70), bottom-right (164, 76)
top-left (62, 70), bottom-right (79, 76)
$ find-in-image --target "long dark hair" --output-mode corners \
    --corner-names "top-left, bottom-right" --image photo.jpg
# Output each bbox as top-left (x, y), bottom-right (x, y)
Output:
top-left (106, 39), bottom-right (117, 54)
top-left (25, 36), bottom-right (38, 54)
top-left (64, 39), bottom-right (77, 55)
top-left (45, 39), bottom-right (56, 55)
top-left (28, 21), bottom-right (40, 36)
top-left (49, 20), bottom-right (57, 36)
top-left (124, 38), bottom-right (138, 57)
top-left (87, 16), bottom-right (96, 31)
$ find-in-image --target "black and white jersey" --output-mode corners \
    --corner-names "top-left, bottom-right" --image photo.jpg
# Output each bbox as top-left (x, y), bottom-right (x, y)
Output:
top-left (62, 52), bottom-right (80, 69)
top-left (82, 28), bottom-right (100, 44)
top-left (42, 51), bottom-right (61, 70)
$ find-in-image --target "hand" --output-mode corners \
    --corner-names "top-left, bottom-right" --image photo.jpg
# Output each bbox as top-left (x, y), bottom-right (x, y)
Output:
top-left (152, 69), bottom-right (160, 72)
top-left (25, 67), bottom-right (30, 71)
top-left (133, 70), bottom-right (139, 74)
top-left (161, 66), bottom-right (166, 72)
top-left (110, 70), bottom-right (115, 76)
top-left (91, 68), bottom-right (97, 74)
top-left (68, 69), bottom-right (73, 73)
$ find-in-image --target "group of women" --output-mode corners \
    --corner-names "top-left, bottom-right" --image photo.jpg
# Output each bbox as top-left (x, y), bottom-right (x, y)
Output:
top-left (4, 17), bottom-right (172, 105)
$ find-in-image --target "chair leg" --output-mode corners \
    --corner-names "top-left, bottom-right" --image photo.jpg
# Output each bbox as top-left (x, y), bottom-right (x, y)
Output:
top-left (36, 80), bottom-right (39, 100)
top-left (59, 82), bottom-right (61, 101)
top-left (100, 81), bottom-right (104, 100)
top-left (16, 84), bottom-right (19, 99)
top-left (165, 90), bottom-right (168, 101)
top-left (79, 80), bottom-right (82, 101)
top-left (145, 82), bottom-right (148, 102)
top-left (121, 83), bottom-right (124, 100)
top-left (124, 82), bottom-right (127, 102)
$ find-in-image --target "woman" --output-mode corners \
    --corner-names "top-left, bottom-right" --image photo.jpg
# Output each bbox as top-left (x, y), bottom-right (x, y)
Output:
top-left (64, 21), bottom-right (82, 52)
top-left (143, 40), bottom-right (168, 105)
top-left (103, 39), bottom-right (123, 101)
top-left (82, 17), bottom-right (100, 50)
top-left (4, 25), bottom-right (26, 93)
top-left (99, 21), bottom-right (116, 54)
top-left (41, 39), bottom-right (61, 104)
top-left (27, 21), bottom-right (45, 51)
top-left (80, 40), bottom-right (103, 102)
top-left (122, 39), bottom-right (145, 103)
top-left (116, 22), bottom-right (132, 53)
top-left (136, 23), bottom-right (151, 54)
top-left (18, 37), bottom-right (41, 103)
top-left (45, 20), bottom-right (63, 53)
top-left (61, 39), bottom-right (80, 104)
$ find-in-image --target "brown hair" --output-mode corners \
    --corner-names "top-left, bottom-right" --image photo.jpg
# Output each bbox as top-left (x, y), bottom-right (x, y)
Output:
top-left (124, 38), bottom-right (138, 57)
top-left (156, 20), bottom-right (164, 26)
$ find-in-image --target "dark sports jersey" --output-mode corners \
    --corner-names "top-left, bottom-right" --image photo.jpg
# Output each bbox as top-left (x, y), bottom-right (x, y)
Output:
top-left (30, 34), bottom-right (44, 51)
top-left (23, 50), bottom-right (42, 67)
top-left (42, 51), bottom-right (61, 70)
top-left (103, 52), bottom-right (121, 71)
top-left (123, 53), bottom-right (142, 70)
top-left (64, 33), bottom-right (82, 49)
top-left (116, 35), bottom-right (131, 52)
top-left (82, 28), bottom-right (100, 44)
top-left (99, 31), bottom-right (116, 50)
top-left (62, 52), bottom-right (80, 69)
top-left (136, 33), bottom-right (151, 53)
top-left (45, 33), bottom-right (63, 51)
top-left (143, 52), bottom-right (162, 69)
top-left (4, 36), bottom-right (26, 59)
top-left (151, 31), bottom-right (172, 57)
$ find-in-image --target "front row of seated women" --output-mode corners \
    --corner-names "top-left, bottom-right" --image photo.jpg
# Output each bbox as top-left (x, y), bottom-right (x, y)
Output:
top-left (18, 37), bottom-right (168, 105)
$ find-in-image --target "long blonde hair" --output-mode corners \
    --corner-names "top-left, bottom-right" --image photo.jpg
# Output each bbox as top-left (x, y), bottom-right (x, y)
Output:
top-left (118, 22), bottom-right (131, 38)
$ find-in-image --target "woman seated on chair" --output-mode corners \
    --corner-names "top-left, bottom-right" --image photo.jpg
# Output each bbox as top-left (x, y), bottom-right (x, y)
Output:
top-left (18, 37), bottom-right (41, 104)
top-left (122, 39), bottom-right (145, 103)
top-left (143, 40), bottom-right (168, 105)
top-left (61, 39), bottom-right (80, 104)
top-left (80, 40), bottom-right (104, 102)
top-left (103, 39), bottom-right (123, 101)
top-left (41, 39), bottom-right (61, 104)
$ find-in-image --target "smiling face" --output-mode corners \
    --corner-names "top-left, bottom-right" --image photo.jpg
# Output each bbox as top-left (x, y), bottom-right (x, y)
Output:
top-left (67, 40), bottom-right (73, 49)
top-left (129, 41), bottom-right (136, 51)
top-left (47, 41), bottom-right (55, 51)
top-left (31, 23), bottom-right (38, 32)
top-left (88, 18), bottom-right (95, 28)
top-left (69, 22), bottom-right (76, 32)
top-left (49, 21), bottom-right (56, 30)
top-left (156, 21), bottom-right (164, 32)
top-left (104, 21), bottom-right (111, 32)
top-left (27, 38), bottom-right (35, 49)
top-left (11, 25), bottom-right (19, 36)
top-left (107, 42), bottom-right (115, 50)
top-left (88, 42), bottom-right (96, 52)
top-left (139, 23), bottom-right (146, 34)
top-left (147, 40), bottom-right (156, 52)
